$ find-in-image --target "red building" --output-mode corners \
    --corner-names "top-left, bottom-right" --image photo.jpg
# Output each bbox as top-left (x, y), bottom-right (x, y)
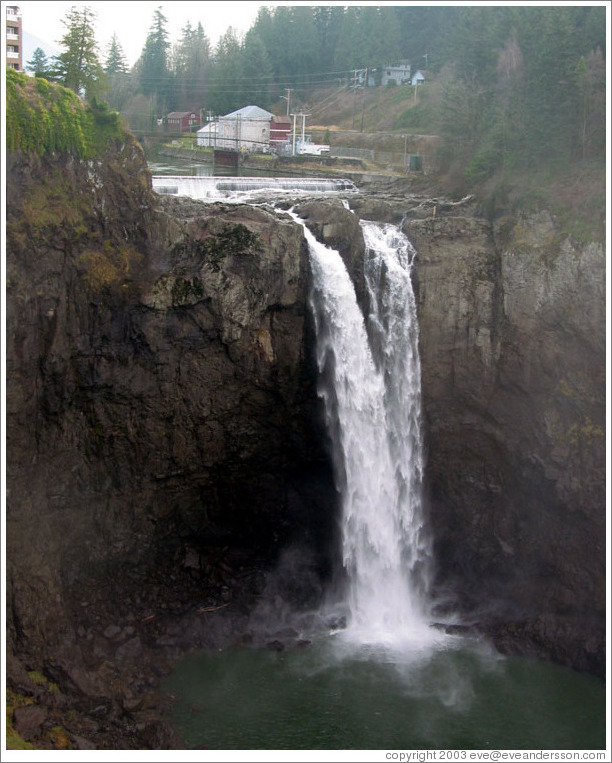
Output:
top-left (166, 111), bottom-right (201, 132)
top-left (269, 115), bottom-right (292, 151)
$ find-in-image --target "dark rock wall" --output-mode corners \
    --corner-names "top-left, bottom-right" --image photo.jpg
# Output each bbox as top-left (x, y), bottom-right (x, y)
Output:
top-left (5, 148), bottom-right (338, 668)
top-left (406, 211), bottom-right (606, 675)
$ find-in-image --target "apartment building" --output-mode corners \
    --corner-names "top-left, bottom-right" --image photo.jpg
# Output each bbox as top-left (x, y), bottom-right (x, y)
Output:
top-left (6, 4), bottom-right (22, 71)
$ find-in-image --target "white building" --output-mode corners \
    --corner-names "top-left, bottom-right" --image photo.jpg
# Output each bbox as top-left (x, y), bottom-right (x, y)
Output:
top-left (6, 5), bottom-right (22, 71)
top-left (197, 105), bottom-right (274, 151)
top-left (297, 141), bottom-right (330, 156)
top-left (411, 70), bottom-right (426, 87)
top-left (381, 60), bottom-right (411, 86)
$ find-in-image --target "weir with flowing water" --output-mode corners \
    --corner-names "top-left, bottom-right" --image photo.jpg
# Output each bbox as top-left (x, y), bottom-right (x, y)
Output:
top-left (152, 175), bottom-right (358, 200)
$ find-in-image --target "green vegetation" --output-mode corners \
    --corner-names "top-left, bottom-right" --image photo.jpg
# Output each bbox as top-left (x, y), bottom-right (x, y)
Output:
top-left (6, 681), bottom-right (73, 750)
top-left (567, 418), bottom-right (605, 448)
top-left (77, 244), bottom-right (143, 296)
top-left (171, 224), bottom-right (262, 275)
top-left (433, 6), bottom-right (605, 182)
top-left (27, 670), bottom-right (59, 692)
top-left (6, 69), bottom-right (123, 157)
top-left (5, 688), bottom-right (39, 750)
top-left (171, 277), bottom-right (205, 305)
top-left (17, 4), bottom-right (603, 189)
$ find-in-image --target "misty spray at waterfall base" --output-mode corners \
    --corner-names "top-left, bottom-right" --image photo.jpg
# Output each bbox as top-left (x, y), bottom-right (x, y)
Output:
top-left (161, 212), bottom-right (605, 750)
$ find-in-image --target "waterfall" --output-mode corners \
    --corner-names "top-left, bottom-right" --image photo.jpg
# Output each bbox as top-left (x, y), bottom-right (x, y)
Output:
top-left (150, 166), bottom-right (438, 646)
top-left (300, 217), bottom-right (434, 647)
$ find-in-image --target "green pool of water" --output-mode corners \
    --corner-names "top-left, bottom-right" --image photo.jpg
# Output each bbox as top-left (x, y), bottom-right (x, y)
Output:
top-left (161, 631), bottom-right (606, 750)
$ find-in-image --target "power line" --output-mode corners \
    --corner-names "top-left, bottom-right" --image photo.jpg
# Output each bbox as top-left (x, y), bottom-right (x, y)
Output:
top-left (106, 66), bottom-right (367, 86)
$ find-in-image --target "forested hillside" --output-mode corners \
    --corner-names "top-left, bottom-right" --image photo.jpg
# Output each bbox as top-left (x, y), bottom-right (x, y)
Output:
top-left (25, 5), bottom-right (606, 195)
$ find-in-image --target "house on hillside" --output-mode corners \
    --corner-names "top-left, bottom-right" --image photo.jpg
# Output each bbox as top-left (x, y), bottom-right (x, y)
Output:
top-left (166, 111), bottom-right (201, 132)
top-left (411, 69), bottom-right (428, 86)
top-left (197, 105), bottom-right (274, 151)
top-left (381, 60), bottom-right (411, 86)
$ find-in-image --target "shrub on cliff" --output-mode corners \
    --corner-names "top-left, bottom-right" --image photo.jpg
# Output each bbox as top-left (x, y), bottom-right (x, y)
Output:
top-left (6, 69), bottom-right (124, 158)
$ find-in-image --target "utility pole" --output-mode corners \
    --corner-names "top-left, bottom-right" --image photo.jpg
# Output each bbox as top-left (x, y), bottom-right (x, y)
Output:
top-left (300, 113), bottom-right (309, 145)
top-left (352, 68), bottom-right (358, 129)
top-left (285, 88), bottom-right (292, 116)
top-left (360, 67), bottom-right (368, 132)
top-left (290, 113), bottom-right (297, 156)
top-left (290, 112), bottom-right (309, 154)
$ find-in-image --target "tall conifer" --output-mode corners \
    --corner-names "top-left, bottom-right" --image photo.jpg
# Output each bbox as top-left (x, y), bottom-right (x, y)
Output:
top-left (52, 5), bottom-right (105, 100)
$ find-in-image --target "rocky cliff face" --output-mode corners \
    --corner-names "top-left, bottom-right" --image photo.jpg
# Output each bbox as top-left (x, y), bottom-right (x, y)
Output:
top-left (5, 141), bottom-right (605, 747)
top-left (5, 145), bottom-right (338, 748)
top-left (404, 209), bottom-right (606, 676)
top-left (329, 187), bottom-right (605, 675)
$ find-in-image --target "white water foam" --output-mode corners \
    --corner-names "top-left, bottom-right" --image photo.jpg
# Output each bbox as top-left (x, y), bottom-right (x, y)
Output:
top-left (297, 214), bottom-right (442, 651)
top-left (152, 175), bottom-right (357, 202)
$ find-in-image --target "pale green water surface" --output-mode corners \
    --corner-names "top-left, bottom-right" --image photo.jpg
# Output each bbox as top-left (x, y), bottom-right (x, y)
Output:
top-left (162, 633), bottom-right (606, 750)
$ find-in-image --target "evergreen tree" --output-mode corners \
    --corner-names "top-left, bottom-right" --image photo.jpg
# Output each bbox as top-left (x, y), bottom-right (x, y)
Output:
top-left (240, 30), bottom-right (274, 108)
top-left (26, 47), bottom-right (52, 78)
top-left (263, 6), bottom-right (293, 83)
top-left (360, 7), bottom-right (402, 68)
top-left (333, 7), bottom-right (364, 72)
top-left (394, 5), bottom-right (459, 71)
top-left (52, 5), bottom-right (106, 100)
top-left (312, 5), bottom-right (344, 74)
top-left (286, 6), bottom-right (320, 86)
top-left (136, 6), bottom-right (171, 116)
top-left (207, 28), bottom-right (244, 115)
top-left (574, 48), bottom-right (606, 160)
top-left (492, 32), bottom-right (526, 168)
top-left (104, 33), bottom-right (128, 74)
top-left (104, 33), bottom-right (130, 111)
top-left (171, 20), bottom-right (211, 111)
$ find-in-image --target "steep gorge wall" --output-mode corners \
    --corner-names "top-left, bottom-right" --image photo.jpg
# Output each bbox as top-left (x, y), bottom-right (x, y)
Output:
top-left (5, 146), bottom-right (337, 679)
top-left (406, 211), bottom-right (606, 675)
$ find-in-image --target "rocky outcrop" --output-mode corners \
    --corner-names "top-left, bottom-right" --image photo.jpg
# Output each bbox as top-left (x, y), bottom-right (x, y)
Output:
top-left (406, 210), bottom-right (606, 676)
top-left (5, 146), bottom-right (340, 748)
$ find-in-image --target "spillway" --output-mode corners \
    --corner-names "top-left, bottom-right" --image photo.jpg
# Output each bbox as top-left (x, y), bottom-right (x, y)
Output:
top-left (151, 175), bottom-right (358, 200)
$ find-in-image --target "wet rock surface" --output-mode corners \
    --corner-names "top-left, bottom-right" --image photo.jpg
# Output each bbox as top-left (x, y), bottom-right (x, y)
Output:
top-left (407, 208), bottom-right (606, 677)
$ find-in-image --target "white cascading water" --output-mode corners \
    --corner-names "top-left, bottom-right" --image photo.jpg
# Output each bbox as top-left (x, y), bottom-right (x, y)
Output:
top-left (300, 217), bottom-right (435, 647)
